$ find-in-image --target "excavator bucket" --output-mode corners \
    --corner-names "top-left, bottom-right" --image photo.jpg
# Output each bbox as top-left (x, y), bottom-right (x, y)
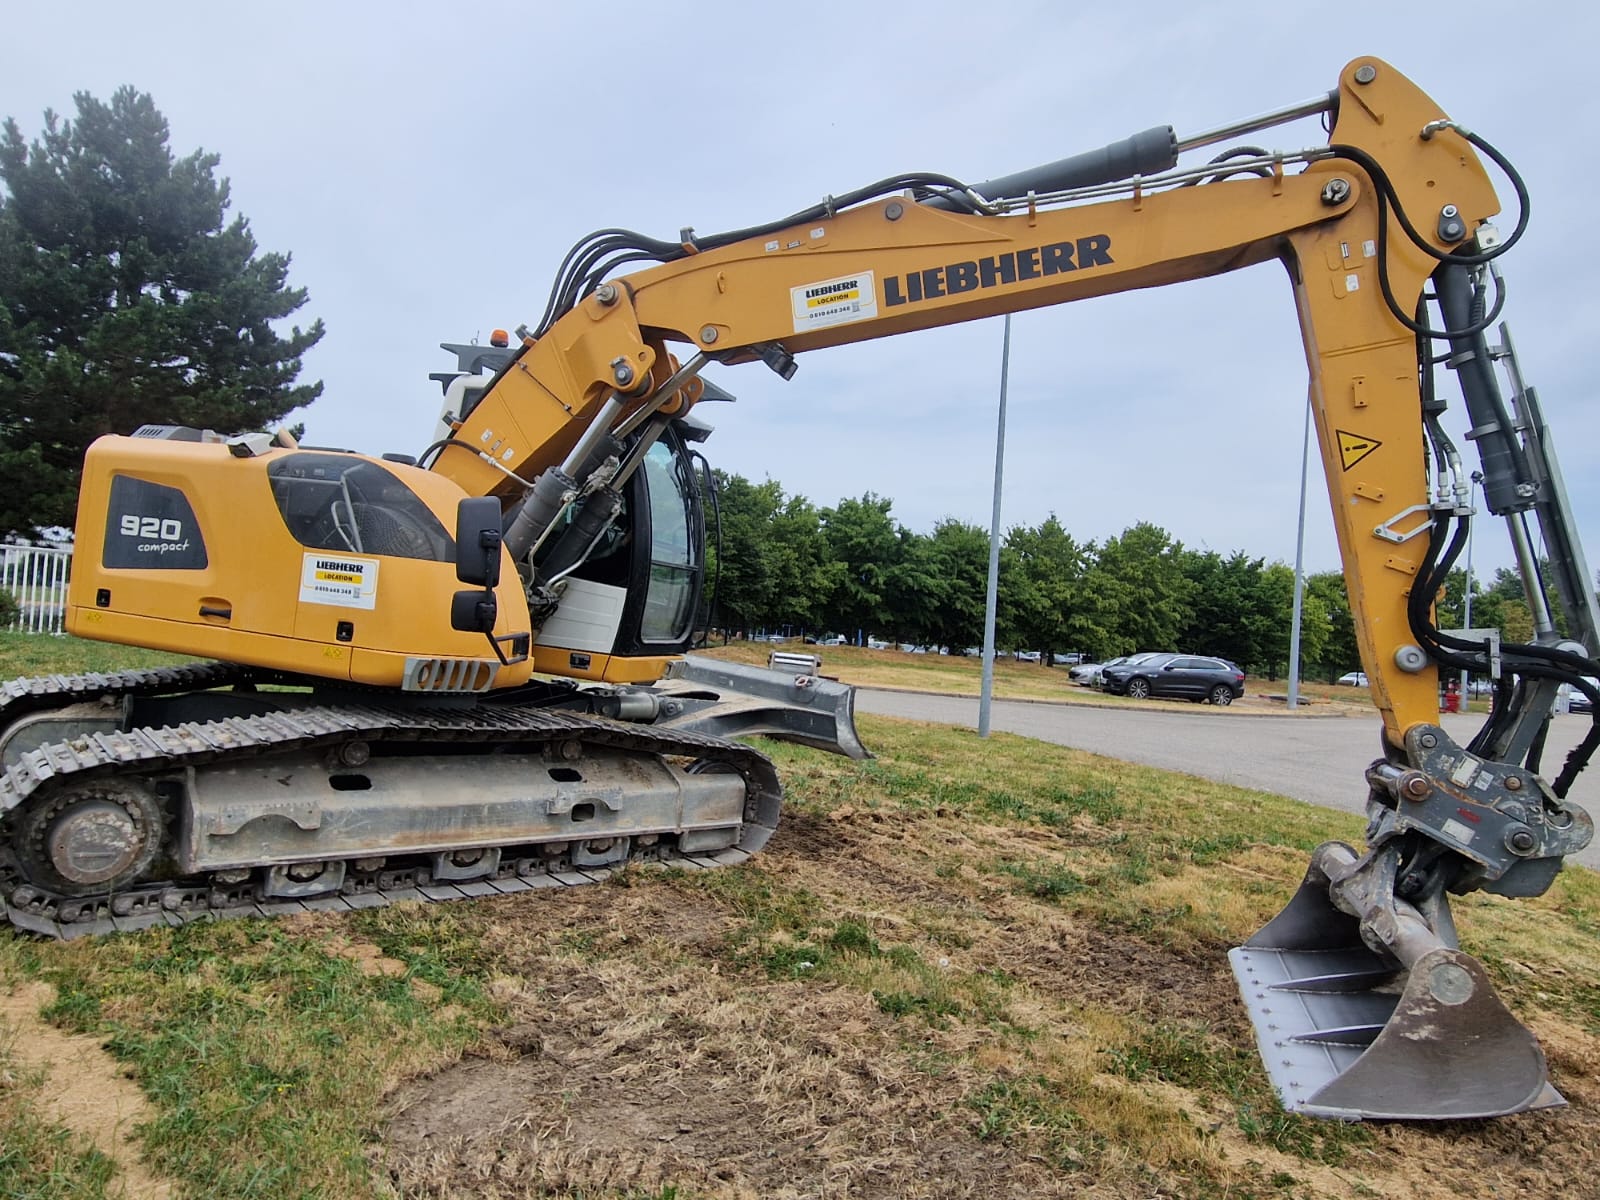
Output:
top-left (1229, 851), bottom-right (1563, 1120)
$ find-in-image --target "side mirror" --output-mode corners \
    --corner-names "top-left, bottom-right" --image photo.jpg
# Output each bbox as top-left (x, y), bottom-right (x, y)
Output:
top-left (451, 589), bottom-right (498, 633)
top-left (449, 495), bottom-right (526, 666)
top-left (454, 497), bottom-right (503, 587)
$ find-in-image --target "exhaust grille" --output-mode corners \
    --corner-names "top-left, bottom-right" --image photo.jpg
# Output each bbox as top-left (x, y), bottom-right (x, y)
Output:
top-left (402, 657), bottom-right (499, 693)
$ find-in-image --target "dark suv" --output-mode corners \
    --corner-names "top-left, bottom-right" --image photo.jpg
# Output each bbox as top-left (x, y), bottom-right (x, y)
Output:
top-left (1101, 653), bottom-right (1245, 705)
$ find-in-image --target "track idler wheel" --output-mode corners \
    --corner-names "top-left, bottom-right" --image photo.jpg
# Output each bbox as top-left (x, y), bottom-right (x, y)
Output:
top-left (14, 782), bottom-right (165, 896)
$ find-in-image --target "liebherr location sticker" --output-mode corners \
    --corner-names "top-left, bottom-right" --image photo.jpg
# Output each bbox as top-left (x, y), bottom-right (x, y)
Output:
top-left (300, 552), bottom-right (380, 610)
top-left (792, 271), bottom-right (876, 332)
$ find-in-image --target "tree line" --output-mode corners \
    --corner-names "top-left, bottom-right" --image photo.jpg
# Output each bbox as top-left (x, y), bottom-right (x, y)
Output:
top-left (1, 89), bottom-right (321, 538)
top-left (705, 472), bottom-right (1543, 681)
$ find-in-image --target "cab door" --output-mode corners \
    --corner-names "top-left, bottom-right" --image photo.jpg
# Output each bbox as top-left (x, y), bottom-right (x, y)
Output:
top-left (563, 425), bottom-right (706, 660)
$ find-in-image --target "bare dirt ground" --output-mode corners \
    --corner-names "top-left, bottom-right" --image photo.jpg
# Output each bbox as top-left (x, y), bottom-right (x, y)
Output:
top-left (0, 982), bottom-right (175, 1200)
top-left (379, 805), bottom-right (1600, 1200)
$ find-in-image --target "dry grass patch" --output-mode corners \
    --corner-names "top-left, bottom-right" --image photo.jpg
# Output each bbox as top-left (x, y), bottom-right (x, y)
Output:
top-left (380, 876), bottom-right (1230, 1199)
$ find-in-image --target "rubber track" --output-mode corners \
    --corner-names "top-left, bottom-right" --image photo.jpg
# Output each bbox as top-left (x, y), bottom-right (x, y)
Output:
top-left (0, 666), bottom-right (780, 939)
top-left (0, 661), bottom-right (251, 722)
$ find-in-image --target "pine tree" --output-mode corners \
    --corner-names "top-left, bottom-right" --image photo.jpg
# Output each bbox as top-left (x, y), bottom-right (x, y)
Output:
top-left (0, 87), bottom-right (323, 536)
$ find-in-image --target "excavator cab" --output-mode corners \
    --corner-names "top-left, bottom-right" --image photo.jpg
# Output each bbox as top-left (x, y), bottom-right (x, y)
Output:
top-left (430, 340), bottom-right (719, 683)
top-left (522, 422), bottom-right (709, 677)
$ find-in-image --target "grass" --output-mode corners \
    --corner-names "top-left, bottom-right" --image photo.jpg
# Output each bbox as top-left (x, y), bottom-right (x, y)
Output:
top-left (0, 630), bottom-right (193, 678)
top-left (1, 633), bottom-right (1597, 1199)
top-left (4, 913), bottom-right (496, 1200)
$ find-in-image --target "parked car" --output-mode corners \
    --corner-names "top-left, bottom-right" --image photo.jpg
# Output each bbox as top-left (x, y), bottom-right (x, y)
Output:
top-left (1068, 660), bottom-right (1104, 685)
top-left (1336, 671), bottom-right (1368, 687)
top-left (1101, 653), bottom-right (1246, 705)
top-left (1569, 676), bottom-right (1600, 714)
top-left (1015, 650), bottom-right (1041, 663)
top-left (1070, 655), bottom-right (1121, 687)
top-left (1085, 651), bottom-right (1165, 689)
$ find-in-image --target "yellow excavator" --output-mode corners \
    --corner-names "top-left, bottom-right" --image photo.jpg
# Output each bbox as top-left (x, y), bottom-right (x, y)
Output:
top-left (3, 57), bottom-right (1595, 1122)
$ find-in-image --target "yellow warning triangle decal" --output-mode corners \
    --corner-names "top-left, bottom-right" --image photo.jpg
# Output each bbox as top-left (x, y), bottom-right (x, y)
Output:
top-left (1336, 430), bottom-right (1381, 471)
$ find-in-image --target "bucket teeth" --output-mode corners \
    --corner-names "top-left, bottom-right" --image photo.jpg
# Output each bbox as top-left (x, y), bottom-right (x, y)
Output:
top-left (1231, 841), bottom-right (1563, 1120)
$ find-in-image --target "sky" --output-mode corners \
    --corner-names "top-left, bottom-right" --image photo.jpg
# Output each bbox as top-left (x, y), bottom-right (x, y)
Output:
top-left (5, 0), bottom-right (1598, 584)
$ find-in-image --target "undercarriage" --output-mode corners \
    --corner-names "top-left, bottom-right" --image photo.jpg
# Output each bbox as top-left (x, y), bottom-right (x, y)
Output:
top-left (0, 662), bottom-right (796, 938)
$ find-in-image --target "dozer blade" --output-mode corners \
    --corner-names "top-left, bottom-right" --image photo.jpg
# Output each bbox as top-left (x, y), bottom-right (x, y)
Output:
top-left (653, 654), bottom-right (870, 760)
top-left (1230, 844), bottom-right (1563, 1120)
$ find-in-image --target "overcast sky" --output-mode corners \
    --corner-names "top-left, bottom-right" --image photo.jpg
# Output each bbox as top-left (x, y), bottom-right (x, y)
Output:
top-left (6, 1), bottom-right (1598, 584)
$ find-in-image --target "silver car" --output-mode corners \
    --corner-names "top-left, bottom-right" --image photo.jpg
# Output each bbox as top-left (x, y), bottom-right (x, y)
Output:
top-left (1072, 652), bottom-right (1164, 688)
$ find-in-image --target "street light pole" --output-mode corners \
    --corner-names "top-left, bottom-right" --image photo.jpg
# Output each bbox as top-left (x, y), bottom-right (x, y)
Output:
top-left (979, 314), bottom-right (1012, 738)
top-left (1287, 392), bottom-right (1312, 709)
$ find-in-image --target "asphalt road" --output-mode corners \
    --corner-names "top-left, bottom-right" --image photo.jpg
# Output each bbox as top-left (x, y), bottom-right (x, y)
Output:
top-left (855, 689), bottom-right (1600, 871)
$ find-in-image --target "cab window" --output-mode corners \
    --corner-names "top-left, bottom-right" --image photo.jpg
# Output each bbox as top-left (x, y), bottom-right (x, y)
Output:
top-left (639, 441), bottom-right (700, 642)
top-left (268, 453), bottom-right (453, 562)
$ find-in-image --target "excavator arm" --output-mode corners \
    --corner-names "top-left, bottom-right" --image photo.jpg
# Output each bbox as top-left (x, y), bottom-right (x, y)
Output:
top-left (430, 58), bottom-right (1596, 1119)
top-left (438, 59), bottom-right (1492, 750)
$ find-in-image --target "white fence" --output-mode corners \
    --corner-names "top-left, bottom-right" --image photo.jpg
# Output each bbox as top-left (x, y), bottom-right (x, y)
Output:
top-left (2, 544), bottom-right (72, 635)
